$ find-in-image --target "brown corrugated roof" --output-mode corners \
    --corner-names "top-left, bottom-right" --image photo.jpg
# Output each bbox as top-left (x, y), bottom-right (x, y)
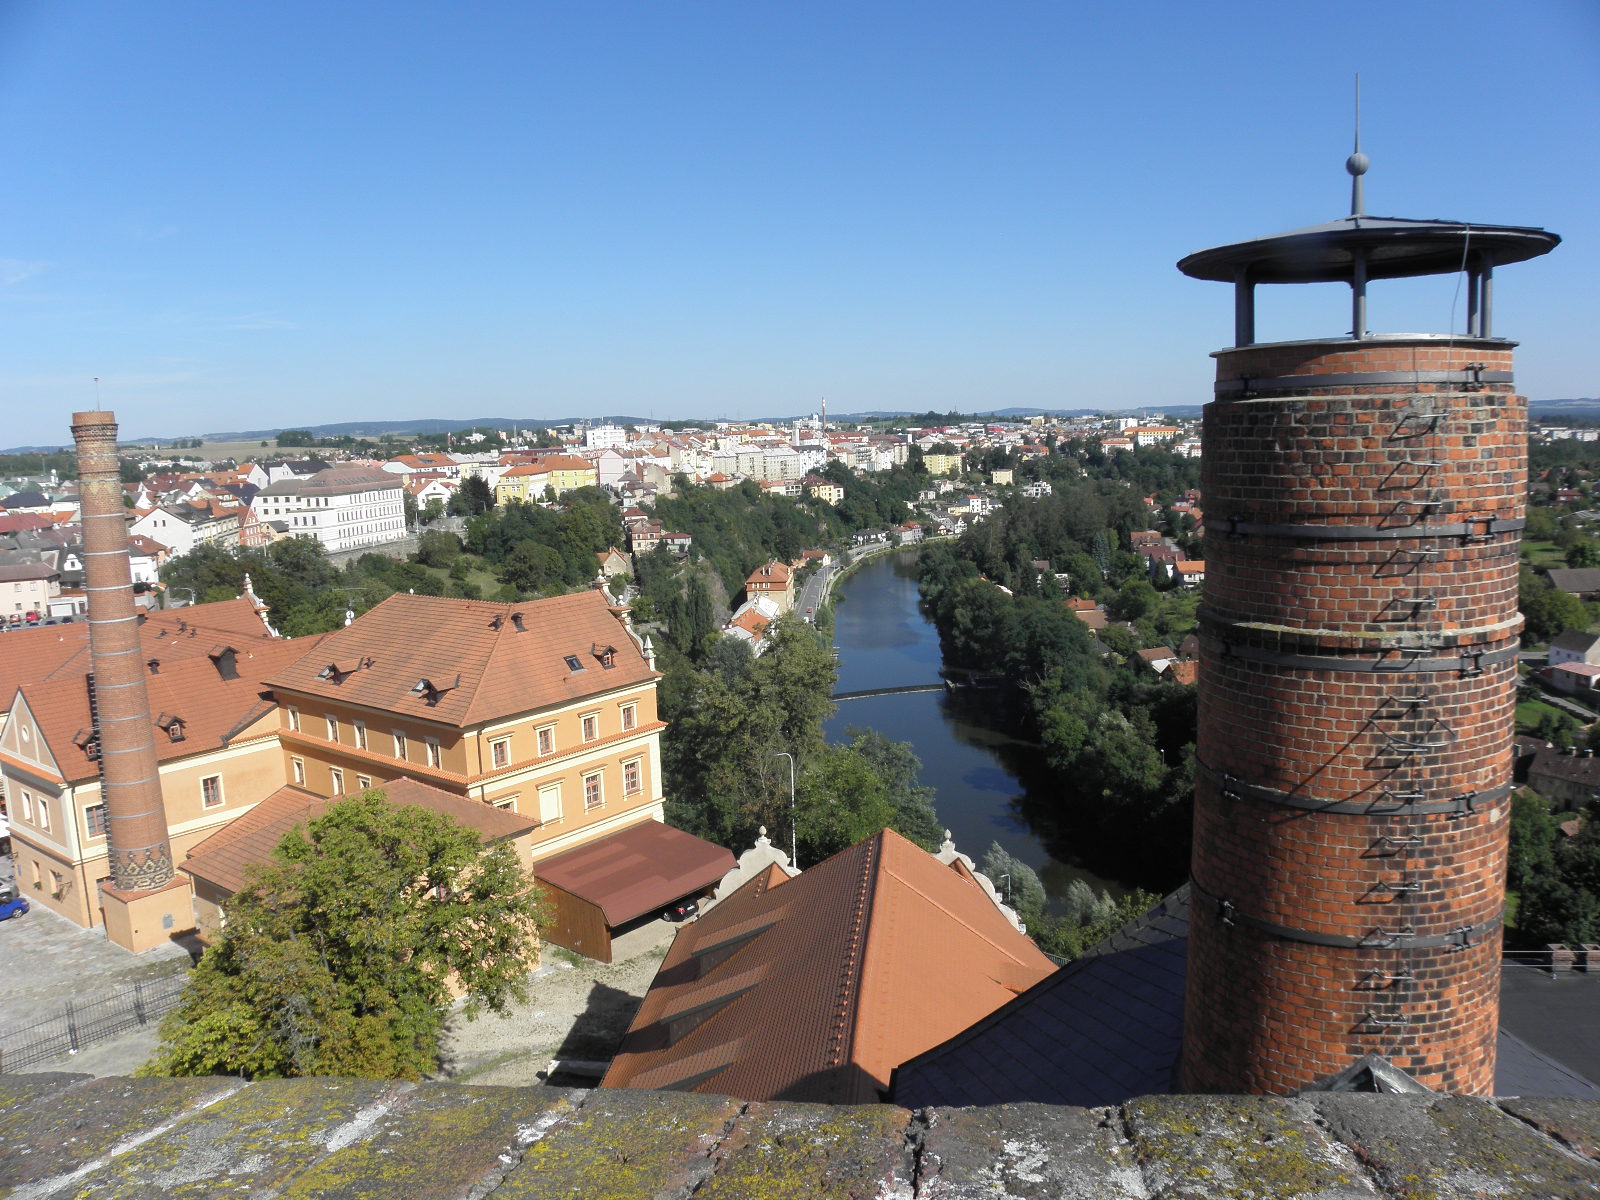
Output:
top-left (603, 829), bottom-right (1055, 1104)
top-left (0, 599), bottom-right (279, 718)
top-left (181, 777), bottom-right (536, 896)
top-left (535, 819), bottom-right (734, 926)
top-left (20, 635), bottom-right (324, 784)
top-left (264, 592), bottom-right (656, 728)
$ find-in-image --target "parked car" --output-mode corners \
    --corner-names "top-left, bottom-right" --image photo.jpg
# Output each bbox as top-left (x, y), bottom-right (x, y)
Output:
top-left (660, 897), bottom-right (699, 922)
top-left (0, 884), bottom-right (28, 921)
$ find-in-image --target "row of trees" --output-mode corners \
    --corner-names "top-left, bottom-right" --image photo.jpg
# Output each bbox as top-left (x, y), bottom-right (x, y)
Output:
top-left (1508, 791), bottom-right (1600, 948)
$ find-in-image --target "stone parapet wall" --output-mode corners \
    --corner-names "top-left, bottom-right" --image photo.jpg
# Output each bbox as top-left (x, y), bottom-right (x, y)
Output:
top-left (2, 1074), bottom-right (1598, 1198)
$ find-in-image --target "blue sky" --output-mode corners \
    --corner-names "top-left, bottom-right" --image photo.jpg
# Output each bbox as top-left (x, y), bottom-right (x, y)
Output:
top-left (2, 0), bottom-right (1595, 449)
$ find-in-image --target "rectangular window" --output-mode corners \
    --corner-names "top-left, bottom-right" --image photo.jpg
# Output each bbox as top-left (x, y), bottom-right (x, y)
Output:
top-left (287, 706), bottom-right (300, 732)
top-left (326, 715), bottom-right (339, 742)
top-left (49, 870), bottom-right (63, 898)
top-left (329, 768), bottom-right (345, 795)
top-left (426, 739), bottom-right (441, 768)
top-left (583, 772), bottom-right (603, 811)
top-left (20, 792), bottom-right (32, 822)
top-left (620, 703), bottom-right (637, 732)
top-left (292, 757), bottom-right (306, 785)
top-left (354, 721), bottom-right (367, 751)
top-left (492, 794), bottom-right (517, 812)
top-left (38, 797), bottom-right (51, 831)
top-left (491, 737), bottom-right (511, 769)
top-left (84, 803), bottom-right (107, 839)
top-left (538, 784), bottom-right (562, 824)
top-left (356, 774), bottom-right (372, 790)
top-left (624, 758), bottom-right (642, 796)
top-left (201, 775), bottom-right (224, 809)
top-left (582, 713), bottom-right (599, 743)
top-left (537, 725), bottom-right (555, 756)
top-left (393, 730), bottom-right (407, 760)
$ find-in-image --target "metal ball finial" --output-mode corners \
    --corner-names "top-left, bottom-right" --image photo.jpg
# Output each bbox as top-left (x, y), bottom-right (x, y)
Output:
top-left (1346, 152), bottom-right (1369, 177)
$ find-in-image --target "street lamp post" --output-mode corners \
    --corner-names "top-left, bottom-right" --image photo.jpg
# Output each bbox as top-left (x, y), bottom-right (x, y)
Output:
top-left (770, 751), bottom-right (798, 869)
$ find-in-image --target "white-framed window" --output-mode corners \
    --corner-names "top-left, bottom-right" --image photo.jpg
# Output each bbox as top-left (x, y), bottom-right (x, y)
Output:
top-left (84, 803), bottom-right (107, 839)
top-left (491, 736), bottom-right (512, 769)
top-left (329, 768), bottom-right (345, 795)
top-left (292, 757), bottom-right (306, 785)
top-left (581, 712), bottom-right (599, 743)
top-left (537, 725), bottom-right (555, 756)
top-left (354, 721), bottom-right (367, 751)
top-left (538, 784), bottom-right (562, 825)
top-left (620, 702), bottom-right (637, 732)
top-left (393, 729), bottom-right (407, 759)
top-left (37, 797), bottom-right (51, 831)
top-left (356, 774), bottom-right (372, 790)
top-left (492, 794), bottom-right (517, 812)
top-left (623, 758), bottom-right (642, 796)
top-left (201, 775), bottom-right (224, 809)
top-left (425, 738), bottom-right (441, 768)
top-left (287, 706), bottom-right (300, 732)
top-left (19, 792), bottom-right (32, 822)
top-left (326, 715), bottom-right (339, 742)
top-left (583, 771), bottom-right (603, 811)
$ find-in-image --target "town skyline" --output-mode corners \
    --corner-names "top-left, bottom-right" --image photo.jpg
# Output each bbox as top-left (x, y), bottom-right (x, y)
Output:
top-left (2, 1), bottom-right (1595, 451)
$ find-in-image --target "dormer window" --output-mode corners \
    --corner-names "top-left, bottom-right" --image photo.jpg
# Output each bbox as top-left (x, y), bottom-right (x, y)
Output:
top-left (593, 643), bottom-right (617, 669)
top-left (155, 713), bottom-right (186, 743)
top-left (72, 729), bottom-right (100, 761)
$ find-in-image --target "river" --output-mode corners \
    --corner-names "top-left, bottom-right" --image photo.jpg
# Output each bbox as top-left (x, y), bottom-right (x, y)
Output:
top-left (822, 549), bottom-right (1132, 908)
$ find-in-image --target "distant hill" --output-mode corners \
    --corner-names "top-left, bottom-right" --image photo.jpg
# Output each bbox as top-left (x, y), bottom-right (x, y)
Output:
top-left (1529, 398), bottom-right (1600, 416)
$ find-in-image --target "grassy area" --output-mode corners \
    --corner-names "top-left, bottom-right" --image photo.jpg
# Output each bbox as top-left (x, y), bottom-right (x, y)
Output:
top-left (1521, 539), bottom-right (1568, 569)
top-left (1516, 697), bottom-right (1575, 734)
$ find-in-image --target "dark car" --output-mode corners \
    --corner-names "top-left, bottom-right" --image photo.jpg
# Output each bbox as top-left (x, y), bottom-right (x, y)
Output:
top-left (0, 884), bottom-right (28, 922)
top-left (660, 897), bottom-right (699, 922)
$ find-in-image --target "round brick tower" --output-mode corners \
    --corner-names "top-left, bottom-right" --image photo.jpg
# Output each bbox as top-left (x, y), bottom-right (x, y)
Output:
top-left (1175, 154), bottom-right (1559, 1094)
top-left (73, 409), bottom-right (176, 894)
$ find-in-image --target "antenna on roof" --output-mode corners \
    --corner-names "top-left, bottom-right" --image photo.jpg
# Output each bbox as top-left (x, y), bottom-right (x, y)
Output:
top-left (1347, 73), bottom-right (1368, 219)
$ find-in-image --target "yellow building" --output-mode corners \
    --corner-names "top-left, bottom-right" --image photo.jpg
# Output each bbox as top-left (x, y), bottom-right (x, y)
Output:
top-left (265, 591), bottom-right (728, 959)
top-left (1, 636), bottom-right (323, 931)
top-left (923, 452), bottom-right (962, 477)
top-left (493, 455), bottom-right (599, 505)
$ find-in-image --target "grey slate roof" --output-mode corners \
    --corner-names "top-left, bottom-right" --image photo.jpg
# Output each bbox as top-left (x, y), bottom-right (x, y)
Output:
top-left (1549, 568), bottom-right (1600, 595)
top-left (893, 886), bottom-right (1600, 1109)
top-left (892, 886), bottom-right (1189, 1108)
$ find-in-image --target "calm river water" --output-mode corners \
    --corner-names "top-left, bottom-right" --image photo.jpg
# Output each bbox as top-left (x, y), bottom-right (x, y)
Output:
top-left (822, 549), bottom-right (1131, 906)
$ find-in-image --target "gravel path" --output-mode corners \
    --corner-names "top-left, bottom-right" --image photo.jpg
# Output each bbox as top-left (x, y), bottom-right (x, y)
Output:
top-left (437, 918), bottom-right (677, 1088)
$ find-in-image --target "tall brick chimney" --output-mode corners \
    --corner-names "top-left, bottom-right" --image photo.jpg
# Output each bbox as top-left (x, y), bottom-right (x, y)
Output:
top-left (1176, 156), bottom-right (1558, 1093)
top-left (73, 411), bottom-right (187, 949)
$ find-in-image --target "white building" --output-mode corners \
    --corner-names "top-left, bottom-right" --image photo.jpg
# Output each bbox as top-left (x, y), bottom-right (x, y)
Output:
top-left (251, 466), bottom-right (406, 554)
top-left (584, 425), bottom-right (628, 450)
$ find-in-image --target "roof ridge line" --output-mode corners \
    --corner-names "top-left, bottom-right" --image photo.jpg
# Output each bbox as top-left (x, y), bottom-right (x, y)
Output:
top-left (827, 834), bottom-right (883, 1069)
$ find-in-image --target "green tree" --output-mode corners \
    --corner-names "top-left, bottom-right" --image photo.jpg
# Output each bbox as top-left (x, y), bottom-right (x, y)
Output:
top-left (980, 842), bottom-right (1046, 921)
top-left (142, 791), bottom-right (546, 1080)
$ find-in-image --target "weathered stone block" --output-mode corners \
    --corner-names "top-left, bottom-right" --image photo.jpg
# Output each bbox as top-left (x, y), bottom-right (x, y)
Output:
top-left (497, 1087), bottom-right (742, 1199)
top-left (1309, 1093), bottom-right (1600, 1199)
top-left (696, 1100), bottom-right (912, 1200)
top-left (916, 1102), bottom-right (1143, 1200)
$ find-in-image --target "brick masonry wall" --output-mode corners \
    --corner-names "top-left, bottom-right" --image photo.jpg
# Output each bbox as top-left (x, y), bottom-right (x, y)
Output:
top-left (1181, 339), bottom-right (1521, 1095)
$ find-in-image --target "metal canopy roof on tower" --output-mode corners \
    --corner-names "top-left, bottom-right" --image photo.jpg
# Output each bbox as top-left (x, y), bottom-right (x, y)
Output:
top-left (1177, 214), bottom-right (1560, 285)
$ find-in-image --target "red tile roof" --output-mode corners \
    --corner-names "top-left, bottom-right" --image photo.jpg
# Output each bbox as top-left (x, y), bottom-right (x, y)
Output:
top-left (265, 592), bottom-right (655, 729)
top-left (602, 829), bottom-right (1055, 1103)
top-left (0, 599), bottom-right (279, 718)
top-left (535, 819), bottom-right (734, 926)
top-left (181, 777), bottom-right (536, 896)
top-left (19, 635), bottom-right (324, 785)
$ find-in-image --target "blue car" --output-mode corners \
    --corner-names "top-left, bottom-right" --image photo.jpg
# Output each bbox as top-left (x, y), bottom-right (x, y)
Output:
top-left (0, 885), bottom-right (27, 921)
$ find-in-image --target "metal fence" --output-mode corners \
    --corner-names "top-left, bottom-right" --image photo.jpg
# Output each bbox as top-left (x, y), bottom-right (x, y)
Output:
top-left (0, 967), bottom-right (192, 1071)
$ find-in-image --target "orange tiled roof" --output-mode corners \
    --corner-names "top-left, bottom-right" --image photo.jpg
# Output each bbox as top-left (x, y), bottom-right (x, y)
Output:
top-left (1166, 660), bottom-right (1200, 686)
top-left (602, 829), bottom-right (1054, 1103)
top-left (18, 635), bottom-right (324, 785)
top-left (0, 599), bottom-right (278, 717)
top-left (745, 561), bottom-right (791, 586)
top-left (265, 592), bottom-right (654, 728)
top-left (180, 777), bottom-right (536, 896)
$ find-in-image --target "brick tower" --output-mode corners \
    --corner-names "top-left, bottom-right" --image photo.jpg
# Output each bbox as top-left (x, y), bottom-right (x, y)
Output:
top-left (1176, 150), bottom-right (1558, 1093)
top-left (73, 409), bottom-right (192, 952)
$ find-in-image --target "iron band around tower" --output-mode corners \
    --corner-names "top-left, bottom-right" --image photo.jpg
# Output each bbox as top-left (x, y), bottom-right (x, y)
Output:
top-left (1196, 631), bottom-right (1518, 675)
top-left (1215, 369), bottom-right (1514, 395)
top-left (1206, 516), bottom-right (1524, 542)
top-left (1187, 877), bottom-right (1504, 952)
top-left (1193, 760), bottom-right (1511, 817)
